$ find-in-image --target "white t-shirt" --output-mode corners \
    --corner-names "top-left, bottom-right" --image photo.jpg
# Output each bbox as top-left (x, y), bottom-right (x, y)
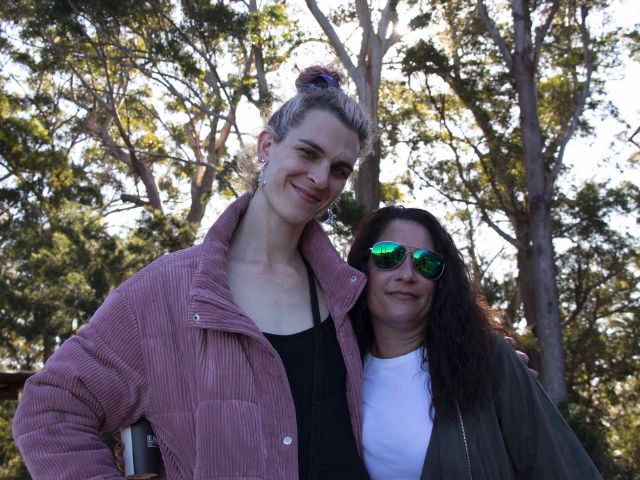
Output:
top-left (362, 348), bottom-right (434, 480)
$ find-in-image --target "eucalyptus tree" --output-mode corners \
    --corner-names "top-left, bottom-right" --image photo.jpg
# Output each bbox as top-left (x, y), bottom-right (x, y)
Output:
top-left (1, 0), bottom-right (300, 229)
top-left (305, 0), bottom-right (403, 213)
top-left (401, 0), bottom-right (616, 403)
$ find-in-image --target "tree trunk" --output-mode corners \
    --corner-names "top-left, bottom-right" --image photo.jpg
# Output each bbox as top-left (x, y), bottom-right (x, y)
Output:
top-left (515, 237), bottom-right (539, 329)
top-left (186, 164), bottom-right (215, 225)
top-left (186, 79), bottom-right (242, 225)
top-left (355, 135), bottom-right (381, 213)
top-left (42, 333), bottom-right (55, 362)
top-left (305, 0), bottom-right (400, 214)
top-left (511, 0), bottom-right (567, 403)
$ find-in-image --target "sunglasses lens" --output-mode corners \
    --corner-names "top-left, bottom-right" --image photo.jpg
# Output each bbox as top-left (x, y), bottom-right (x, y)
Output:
top-left (413, 250), bottom-right (445, 279)
top-left (371, 242), bottom-right (406, 270)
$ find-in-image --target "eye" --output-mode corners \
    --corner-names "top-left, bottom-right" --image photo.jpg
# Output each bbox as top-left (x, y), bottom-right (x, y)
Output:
top-left (331, 165), bottom-right (351, 179)
top-left (298, 147), bottom-right (318, 160)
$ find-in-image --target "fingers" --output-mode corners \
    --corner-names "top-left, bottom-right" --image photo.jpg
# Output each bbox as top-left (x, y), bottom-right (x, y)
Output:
top-left (516, 350), bottom-right (530, 365)
top-left (505, 337), bottom-right (540, 377)
top-left (113, 431), bottom-right (125, 474)
top-left (505, 336), bottom-right (529, 364)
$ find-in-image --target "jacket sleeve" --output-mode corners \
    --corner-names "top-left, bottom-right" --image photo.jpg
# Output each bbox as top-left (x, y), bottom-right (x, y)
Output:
top-left (491, 335), bottom-right (602, 479)
top-left (13, 289), bottom-right (148, 479)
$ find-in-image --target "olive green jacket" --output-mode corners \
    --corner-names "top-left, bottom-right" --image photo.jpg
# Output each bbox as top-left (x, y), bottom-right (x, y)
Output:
top-left (421, 336), bottom-right (602, 480)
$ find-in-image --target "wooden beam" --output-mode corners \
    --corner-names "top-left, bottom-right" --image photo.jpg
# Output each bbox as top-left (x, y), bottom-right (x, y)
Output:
top-left (0, 371), bottom-right (35, 401)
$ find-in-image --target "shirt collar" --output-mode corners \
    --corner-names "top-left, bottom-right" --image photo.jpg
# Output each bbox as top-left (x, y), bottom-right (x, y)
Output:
top-left (189, 193), bottom-right (367, 328)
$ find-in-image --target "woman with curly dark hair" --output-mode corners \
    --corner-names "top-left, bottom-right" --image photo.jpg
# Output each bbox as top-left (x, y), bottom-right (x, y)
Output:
top-left (347, 206), bottom-right (601, 479)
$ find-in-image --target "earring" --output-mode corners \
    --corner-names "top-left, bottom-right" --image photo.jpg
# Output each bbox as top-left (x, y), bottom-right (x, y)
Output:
top-left (257, 157), bottom-right (267, 188)
top-left (325, 206), bottom-right (337, 226)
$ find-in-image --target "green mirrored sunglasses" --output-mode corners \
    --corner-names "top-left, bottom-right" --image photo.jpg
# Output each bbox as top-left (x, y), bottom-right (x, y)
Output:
top-left (369, 241), bottom-right (445, 280)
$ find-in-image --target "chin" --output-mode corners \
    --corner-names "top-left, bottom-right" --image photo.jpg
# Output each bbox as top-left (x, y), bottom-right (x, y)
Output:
top-left (291, 201), bottom-right (329, 224)
top-left (263, 193), bottom-right (318, 227)
top-left (280, 204), bottom-right (322, 227)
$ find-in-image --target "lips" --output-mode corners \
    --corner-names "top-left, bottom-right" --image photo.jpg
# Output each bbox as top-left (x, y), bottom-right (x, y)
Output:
top-left (387, 290), bottom-right (419, 300)
top-left (291, 183), bottom-right (322, 203)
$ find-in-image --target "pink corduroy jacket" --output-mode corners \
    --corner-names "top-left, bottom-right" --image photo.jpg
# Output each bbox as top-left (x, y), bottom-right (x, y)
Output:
top-left (13, 194), bottom-right (368, 480)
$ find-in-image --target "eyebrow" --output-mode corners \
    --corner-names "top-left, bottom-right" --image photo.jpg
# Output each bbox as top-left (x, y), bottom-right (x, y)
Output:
top-left (298, 139), bottom-right (355, 173)
top-left (299, 139), bottom-right (325, 155)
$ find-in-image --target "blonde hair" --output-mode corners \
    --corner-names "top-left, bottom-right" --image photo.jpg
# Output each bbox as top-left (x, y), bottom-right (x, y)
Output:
top-left (267, 65), bottom-right (371, 150)
top-left (242, 65), bottom-right (372, 191)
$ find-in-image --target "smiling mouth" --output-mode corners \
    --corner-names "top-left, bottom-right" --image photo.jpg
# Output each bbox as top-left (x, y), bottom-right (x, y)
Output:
top-left (291, 183), bottom-right (322, 203)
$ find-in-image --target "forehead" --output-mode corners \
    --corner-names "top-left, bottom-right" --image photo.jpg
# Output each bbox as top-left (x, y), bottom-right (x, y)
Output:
top-left (377, 219), bottom-right (435, 250)
top-left (287, 109), bottom-right (360, 166)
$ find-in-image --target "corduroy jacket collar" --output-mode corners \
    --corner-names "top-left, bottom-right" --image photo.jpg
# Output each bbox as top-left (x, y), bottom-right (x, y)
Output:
top-left (188, 193), bottom-right (367, 333)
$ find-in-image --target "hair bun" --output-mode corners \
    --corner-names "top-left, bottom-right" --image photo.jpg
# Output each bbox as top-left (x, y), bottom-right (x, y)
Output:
top-left (295, 65), bottom-right (344, 93)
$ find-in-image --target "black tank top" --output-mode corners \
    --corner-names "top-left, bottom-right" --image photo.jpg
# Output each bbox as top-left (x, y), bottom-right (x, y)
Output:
top-left (264, 317), bottom-right (370, 480)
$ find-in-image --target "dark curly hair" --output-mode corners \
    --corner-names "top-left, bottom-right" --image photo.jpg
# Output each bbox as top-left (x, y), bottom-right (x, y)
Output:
top-left (347, 206), bottom-right (499, 418)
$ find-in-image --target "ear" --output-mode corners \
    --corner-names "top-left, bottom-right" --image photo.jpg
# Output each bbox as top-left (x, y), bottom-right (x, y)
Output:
top-left (257, 129), bottom-right (275, 161)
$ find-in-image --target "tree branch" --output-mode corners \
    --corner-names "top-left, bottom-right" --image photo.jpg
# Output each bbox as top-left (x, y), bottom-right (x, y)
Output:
top-left (424, 80), bottom-right (515, 218)
top-left (412, 167), bottom-right (478, 205)
top-left (628, 125), bottom-right (640, 148)
top-left (305, 0), bottom-right (362, 88)
top-left (379, 0), bottom-right (402, 54)
top-left (533, 0), bottom-right (560, 69)
top-left (545, 5), bottom-right (592, 201)
top-left (476, 0), bottom-right (513, 71)
top-left (103, 204), bottom-right (142, 216)
top-left (355, 0), bottom-right (373, 74)
top-left (120, 193), bottom-right (150, 207)
top-left (439, 106), bottom-right (521, 248)
top-left (93, 38), bottom-right (163, 212)
top-left (249, 0), bottom-right (269, 111)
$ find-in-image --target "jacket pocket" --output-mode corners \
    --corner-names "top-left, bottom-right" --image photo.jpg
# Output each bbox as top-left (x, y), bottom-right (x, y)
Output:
top-left (195, 399), bottom-right (265, 479)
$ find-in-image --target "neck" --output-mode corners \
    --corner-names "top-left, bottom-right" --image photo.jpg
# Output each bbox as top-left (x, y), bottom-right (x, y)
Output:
top-left (229, 192), bottom-right (307, 269)
top-left (370, 321), bottom-right (423, 359)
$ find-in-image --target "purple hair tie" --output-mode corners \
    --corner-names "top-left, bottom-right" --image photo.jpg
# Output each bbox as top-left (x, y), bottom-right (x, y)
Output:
top-left (305, 73), bottom-right (341, 91)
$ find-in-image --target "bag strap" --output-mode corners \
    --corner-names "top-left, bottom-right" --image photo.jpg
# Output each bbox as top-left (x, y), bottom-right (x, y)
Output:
top-left (456, 403), bottom-right (473, 480)
top-left (303, 258), bottom-right (323, 480)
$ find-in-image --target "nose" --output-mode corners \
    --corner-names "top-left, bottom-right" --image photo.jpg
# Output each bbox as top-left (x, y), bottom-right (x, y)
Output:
top-left (308, 160), bottom-right (330, 189)
top-left (394, 254), bottom-right (417, 282)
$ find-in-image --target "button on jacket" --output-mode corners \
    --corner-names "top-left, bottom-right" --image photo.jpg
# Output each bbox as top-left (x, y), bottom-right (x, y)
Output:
top-left (13, 194), bottom-right (368, 480)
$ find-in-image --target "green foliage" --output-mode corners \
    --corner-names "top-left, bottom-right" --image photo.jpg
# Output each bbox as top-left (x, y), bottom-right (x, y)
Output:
top-left (553, 181), bottom-right (640, 477)
top-left (0, 83), bottom-right (119, 366)
top-left (625, 24), bottom-right (640, 61)
top-left (331, 191), bottom-right (365, 232)
top-left (0, 81), bottom-right (120, 475)
top-left (0, 402), bottom-right (29, 479)
top-left (558, 400), bottom-right (621, 476)
top-left (329, 4), bottom-right (357, 25)
top-left (123, 209), bottom-right (197, 275)
top-left (379, 181), bottom-right (404, 204)
top-left (408, 11), bottom-right (432, 30)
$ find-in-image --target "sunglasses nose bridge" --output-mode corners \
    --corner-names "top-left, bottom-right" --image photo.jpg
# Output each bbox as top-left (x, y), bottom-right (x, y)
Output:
top-left (403, 247), bottom-right (422, 273)
top-left (395, 249), bottom-right (419, 277)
